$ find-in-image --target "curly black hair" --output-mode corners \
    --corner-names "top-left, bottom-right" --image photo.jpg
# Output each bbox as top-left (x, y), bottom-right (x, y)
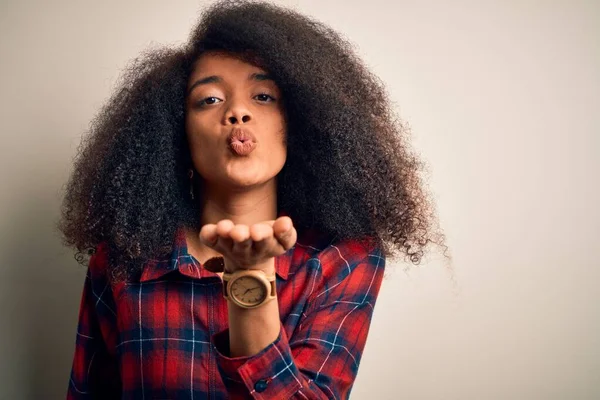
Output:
top-left (59, 0), bottom-right (450, 283)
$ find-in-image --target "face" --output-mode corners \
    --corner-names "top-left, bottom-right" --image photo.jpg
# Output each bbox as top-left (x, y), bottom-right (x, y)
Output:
top-left (185, 51), bottom-right (287, 191)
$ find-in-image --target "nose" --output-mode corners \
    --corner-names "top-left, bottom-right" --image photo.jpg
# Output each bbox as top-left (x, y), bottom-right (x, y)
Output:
top-left (224, 98), bottom-right (252, 124)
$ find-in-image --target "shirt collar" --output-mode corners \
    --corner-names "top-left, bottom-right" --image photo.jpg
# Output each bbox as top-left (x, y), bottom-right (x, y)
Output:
top-left (140, 211), bottom-right (293, 283)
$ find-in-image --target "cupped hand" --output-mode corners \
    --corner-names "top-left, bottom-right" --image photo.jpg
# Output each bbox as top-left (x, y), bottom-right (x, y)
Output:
top-left (198, 216), bottom-right (297, 272)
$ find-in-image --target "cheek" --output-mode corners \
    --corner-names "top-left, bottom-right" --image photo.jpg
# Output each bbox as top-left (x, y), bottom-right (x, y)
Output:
top-left (272, 113), bottom-right (287, 147)
top-left (186, 132), bottom-right (203, 154)
top-left (265, 121), bottom-right (286, 156)
top-left (186, 118), bottom-right (215, 153)
top-left (277, 122), bottom-right (288, 156)
top-left (277, 129), bottom-right (287, 154)
top-left (279, 127), bottom-right (287, 148)
top-left (272, 128), bottom-right (288, 169)
top-left (186, 133), bottom-right (204, 165)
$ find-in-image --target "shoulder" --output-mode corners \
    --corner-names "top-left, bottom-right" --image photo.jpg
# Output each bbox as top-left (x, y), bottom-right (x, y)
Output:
top-left (85, 241), bottom-right (112, 282)
top-left (292, 229), bottom-right (385, 282)
top-left (288, 230), bottom-right (385, 310)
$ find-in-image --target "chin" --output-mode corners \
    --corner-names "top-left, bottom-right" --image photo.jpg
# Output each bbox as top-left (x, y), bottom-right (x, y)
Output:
top-left (229, 175), bottom-right (272, 189)
top-left (212, 167), bottom-right (258, 186)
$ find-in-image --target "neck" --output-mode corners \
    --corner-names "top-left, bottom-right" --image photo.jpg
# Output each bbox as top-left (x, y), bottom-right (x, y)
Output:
top-left (199, 179), bottom-right (278, 226)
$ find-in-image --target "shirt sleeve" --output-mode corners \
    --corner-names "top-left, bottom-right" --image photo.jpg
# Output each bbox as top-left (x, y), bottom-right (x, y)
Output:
top-left (67, 247), bottom-right (122, 399)
top-left (212, 241), bottom-right (386, 399)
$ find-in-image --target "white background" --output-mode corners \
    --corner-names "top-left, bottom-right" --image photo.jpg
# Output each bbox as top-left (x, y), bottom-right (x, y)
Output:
top-left (0, 0), bottom-right (598, 398)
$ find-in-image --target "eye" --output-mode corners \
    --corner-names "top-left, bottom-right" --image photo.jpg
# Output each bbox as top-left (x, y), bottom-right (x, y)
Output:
top-left (254, 93), bottom-right (276, 102)
top-left (196, 96), bottom-right (222, 107)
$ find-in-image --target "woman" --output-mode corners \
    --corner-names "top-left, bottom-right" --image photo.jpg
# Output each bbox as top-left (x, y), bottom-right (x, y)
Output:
top-left (61, 1), bottom-right (448, 398)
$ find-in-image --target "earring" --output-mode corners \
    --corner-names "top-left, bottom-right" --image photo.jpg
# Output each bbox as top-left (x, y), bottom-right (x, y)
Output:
top-left (188, 168), bottom-right (195, 200)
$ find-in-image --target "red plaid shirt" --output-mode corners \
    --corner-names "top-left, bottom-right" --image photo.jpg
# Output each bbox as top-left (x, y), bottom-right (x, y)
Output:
top-left (67, 223), bottom-right (385, 399)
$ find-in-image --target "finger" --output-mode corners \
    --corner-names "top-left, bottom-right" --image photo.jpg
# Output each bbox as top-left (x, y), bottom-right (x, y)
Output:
top-left (216, 219), bottom-right (235, 236)
top-left (199, 224), bottom-right (218, 247)
top-left (251, 223), bottom-right (286, 256)
top-left (214, 219), bottom-right (235, 252)
top-left (249, 222), bottom-right (273, 242)
top-left (231, 224), bottom-right (252, 254)
top-left (276, 226), bottom-right (297, 251)
top-left (272, 216), bottom-right (292, 237)
top-left (230, 224), bottom-right (250, 242)
top-left (273, 217), bottom-right (297, 250)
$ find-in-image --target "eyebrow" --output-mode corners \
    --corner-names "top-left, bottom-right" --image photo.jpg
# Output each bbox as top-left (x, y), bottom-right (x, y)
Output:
top-left (186, 72), bottom-right (274, 97)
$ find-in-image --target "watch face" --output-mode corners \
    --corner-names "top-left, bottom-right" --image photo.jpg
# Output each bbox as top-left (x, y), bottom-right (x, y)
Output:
top-left (230, 275), bottom-right (267, 307)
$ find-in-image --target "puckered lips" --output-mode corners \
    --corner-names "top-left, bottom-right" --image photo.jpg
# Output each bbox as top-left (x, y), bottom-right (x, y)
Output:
top-left (227, 127), bottom-right (257, 156)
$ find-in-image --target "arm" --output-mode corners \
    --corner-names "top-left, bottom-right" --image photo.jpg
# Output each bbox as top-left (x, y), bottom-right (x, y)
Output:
top-left (212, 243), bottom-right (386, 399)
top-left (227, 257), bottom-right (281, 358)
top-left (67, 248), bottom-right (121, 399)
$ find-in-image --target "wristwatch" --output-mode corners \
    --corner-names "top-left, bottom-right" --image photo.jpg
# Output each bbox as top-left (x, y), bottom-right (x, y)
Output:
top-left (222, 269), bottom-right (277, 309)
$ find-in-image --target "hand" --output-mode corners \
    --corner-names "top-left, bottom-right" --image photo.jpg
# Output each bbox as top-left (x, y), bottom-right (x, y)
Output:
top-left (198, 216), bottom-right (297, 273)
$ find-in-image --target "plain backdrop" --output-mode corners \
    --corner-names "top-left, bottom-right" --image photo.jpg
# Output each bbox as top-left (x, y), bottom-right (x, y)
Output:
top-left (1, 0), bottom-right (598, 399)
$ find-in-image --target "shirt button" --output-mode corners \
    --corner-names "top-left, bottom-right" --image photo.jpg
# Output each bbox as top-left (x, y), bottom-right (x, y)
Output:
top-left (254, 379), bottom-right (269, 393)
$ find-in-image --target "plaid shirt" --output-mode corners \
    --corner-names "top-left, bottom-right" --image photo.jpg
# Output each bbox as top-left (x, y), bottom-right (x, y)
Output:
top-left (67, 223), bottom-right (385, 399)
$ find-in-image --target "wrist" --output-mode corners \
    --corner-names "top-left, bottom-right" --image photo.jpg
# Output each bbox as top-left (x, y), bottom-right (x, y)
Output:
top-left (223, 257), bottom-right (275, 275)
top-left (222, 262), bottom-right (277, 309)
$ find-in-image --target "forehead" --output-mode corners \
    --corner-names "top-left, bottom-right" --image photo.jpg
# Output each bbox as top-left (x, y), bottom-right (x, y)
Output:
top-left (190, 51), bottom-right (267, 78)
